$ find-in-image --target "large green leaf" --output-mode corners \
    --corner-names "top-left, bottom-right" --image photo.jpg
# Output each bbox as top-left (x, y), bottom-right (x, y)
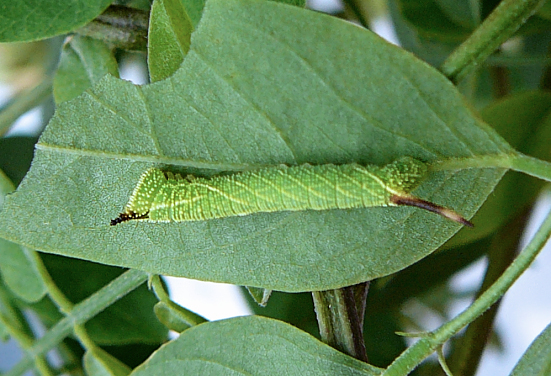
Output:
top-left (130, 315), bottom-right (381, 376)
top-left (0, 0), bottom-right (112, 42)
top-left (0, 0), bottom-right (511, 292)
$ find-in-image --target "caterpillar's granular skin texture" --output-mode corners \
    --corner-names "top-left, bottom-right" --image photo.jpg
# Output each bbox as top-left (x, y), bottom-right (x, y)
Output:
top-left (111, 157), bottom-right (470, 226)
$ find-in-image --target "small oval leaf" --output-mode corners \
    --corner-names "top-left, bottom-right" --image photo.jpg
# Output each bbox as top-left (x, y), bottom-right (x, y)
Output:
top-left (154, 301), bottom-right (207, 332)
top-left (148, 0), bottom-right (193, 82)
top-left (130, 315), bottom-right (381, 376)
top-left (54, 35), bottom-right (119, 104)
top-left (0, 170), bottom-right (46, 302)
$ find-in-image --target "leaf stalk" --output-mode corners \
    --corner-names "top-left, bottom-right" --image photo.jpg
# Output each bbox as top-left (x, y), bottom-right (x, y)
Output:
top-left (431, 153), bottom-right (551, 183)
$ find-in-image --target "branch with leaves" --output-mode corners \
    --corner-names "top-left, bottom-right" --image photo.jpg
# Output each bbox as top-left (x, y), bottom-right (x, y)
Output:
top-left (1, 0), bottom-right (551, 375)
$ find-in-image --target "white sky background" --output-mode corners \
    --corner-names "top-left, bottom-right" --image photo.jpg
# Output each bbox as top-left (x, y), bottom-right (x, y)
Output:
top-left (2, 1), bottom-right (551, 375)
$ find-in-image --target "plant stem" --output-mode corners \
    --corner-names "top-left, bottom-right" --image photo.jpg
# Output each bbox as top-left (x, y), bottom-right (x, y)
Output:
top-left (510, 153), bottom-right (551, 182)
top-left (5, 269), bottom-right (148, 376)
top-left (312, 283), bottom-right (368, 362)
top-left (76, 5), bottom-right (149, 51)
top-left (440, 0), bottom-right (546, 83)
top-left (28, 250), bottom-right (98, 351)
top-left (431, 153), bottom-right (551, 182)
top-left (150, 274), bottom-right (170, 302)
top-left (353, 281), bottom-right (370, 328)
top-left (0, 314), bottom-right (54, 376)
top-left (382, 208), bottom-right (551, 375)
top-left (448, 211), bottom-right (527, 376)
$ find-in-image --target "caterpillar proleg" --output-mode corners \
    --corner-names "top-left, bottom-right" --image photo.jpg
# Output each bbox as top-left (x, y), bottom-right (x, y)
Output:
top-left (111, 157), bottom-right (472, 226)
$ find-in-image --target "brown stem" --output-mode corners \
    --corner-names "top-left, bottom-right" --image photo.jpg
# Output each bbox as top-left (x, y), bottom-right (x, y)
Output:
top-left (76, 5), bottom-right (149, 51)
top-left (353, 281), bottom-right (370, 328)
top-left (312, 282), bottom-right (369, 362)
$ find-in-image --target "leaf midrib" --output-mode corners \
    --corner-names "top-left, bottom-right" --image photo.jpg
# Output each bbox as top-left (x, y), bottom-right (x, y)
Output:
top-left (35, 143), bottom-right (264, 171)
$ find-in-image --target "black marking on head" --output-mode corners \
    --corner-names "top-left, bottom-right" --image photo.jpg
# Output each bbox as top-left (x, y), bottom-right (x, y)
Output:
top-left (110, 211), bottom-right (149, 226)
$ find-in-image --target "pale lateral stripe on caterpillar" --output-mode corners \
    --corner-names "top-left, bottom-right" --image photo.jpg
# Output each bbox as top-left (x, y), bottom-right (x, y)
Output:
top-left (111, 157), bottom-right (473, 226)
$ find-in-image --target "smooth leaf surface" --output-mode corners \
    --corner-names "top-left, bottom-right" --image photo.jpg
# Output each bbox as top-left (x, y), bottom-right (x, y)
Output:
top-left (0, 0), bottom-right (511, 292)
top-left (0, 0), bottom-right (112, 42)
top-left (130, 315), bottom-right (381, 376)
top-left (54, 36), bottom-right (119, 104)
top-left (148, 0), bottom-right (193, 82)
top-left (510, 321), bottom-right (551, 376)
top-left (0, 244), bottom-right (46, 303)
top-left (0, 170), bottom-right (46, 303)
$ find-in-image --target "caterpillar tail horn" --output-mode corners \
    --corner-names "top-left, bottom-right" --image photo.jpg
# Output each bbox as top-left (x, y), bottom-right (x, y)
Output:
top-left (390, 194), bottom-right (473, 227)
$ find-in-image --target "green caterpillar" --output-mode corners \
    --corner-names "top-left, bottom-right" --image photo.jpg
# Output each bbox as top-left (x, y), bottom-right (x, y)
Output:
top-left (111, 157), bottom-right (472, 226)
